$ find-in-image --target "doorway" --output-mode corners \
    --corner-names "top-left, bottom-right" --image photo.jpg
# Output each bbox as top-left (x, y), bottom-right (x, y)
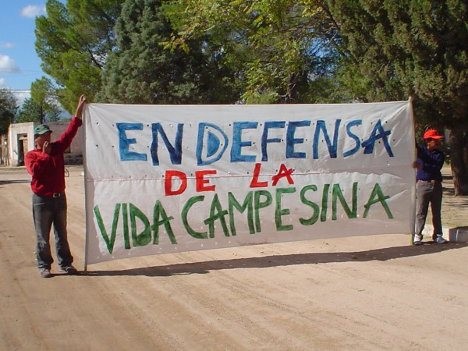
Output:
top-left (17, 133), bottom-right (28, 166)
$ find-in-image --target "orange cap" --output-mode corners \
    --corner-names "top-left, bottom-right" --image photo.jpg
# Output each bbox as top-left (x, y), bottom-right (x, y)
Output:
top-left (423, 129), bottom-right (443, 140)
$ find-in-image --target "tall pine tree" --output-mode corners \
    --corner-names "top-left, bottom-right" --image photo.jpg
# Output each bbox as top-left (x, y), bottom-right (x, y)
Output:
top-left (326, 0), bottom-right (468, 194)
top-left (164, 0), bottom-right (340, 103)
top-left (35, 0), bottom-right (122, 112)
top-left (97, 0), bottom-right (240, 104)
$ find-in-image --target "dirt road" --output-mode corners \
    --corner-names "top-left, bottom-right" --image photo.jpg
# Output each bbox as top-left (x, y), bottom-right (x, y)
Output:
top-left (1, 166), bottom-right (467, 350)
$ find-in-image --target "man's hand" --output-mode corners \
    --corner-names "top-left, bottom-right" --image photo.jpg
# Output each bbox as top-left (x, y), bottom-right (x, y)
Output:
top-left (75, 95), bottom-right (87, 120)
top-left (42, 141), bottom-right (51, 154)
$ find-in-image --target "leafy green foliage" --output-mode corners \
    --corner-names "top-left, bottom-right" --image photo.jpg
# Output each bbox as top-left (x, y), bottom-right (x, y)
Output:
top-left (326, 0), bottom-right (468, 194)
top-left (163, 0), bottom-right (340, 103)
top-left (326, 0), bottom-right (467, 127)
top-left (31, 77), bottom-right (61, 122)
top-left (15, 77), bottom-right (61, 124)
top-left (97, 0), bottom-right (240, 104)
top-left (0, 89), bottom-right (18, 134)
top-left (35, 0), bottom-right (122, 112)
top-left (15, 98), bottom-right (43, 123)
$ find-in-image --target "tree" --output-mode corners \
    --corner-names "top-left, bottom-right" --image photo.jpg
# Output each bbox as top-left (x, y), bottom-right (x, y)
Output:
top-left (16, 77), bottom-right (61, 124)
top-left (35, 0), bottom-right (122, 112)
top-left (164, 0), bottom-right (340, 103)
top-left (97, 0), bottom-right (240, 104)
top-left (325, 0), bottom-right (468, 195)
top-left (16, 98), bottom-right (43, 124)
top-left (32, 77), bottom-right (61, 123)
top-left (0, 89), bottom-right (17, 134)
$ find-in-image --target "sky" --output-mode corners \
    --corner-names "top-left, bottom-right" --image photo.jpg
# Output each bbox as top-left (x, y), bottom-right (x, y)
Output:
top-left (0, 1), bottom-right (49, 103)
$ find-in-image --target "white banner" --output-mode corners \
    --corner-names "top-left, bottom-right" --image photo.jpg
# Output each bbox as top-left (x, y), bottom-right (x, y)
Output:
top-left (84, 102), bottom-right (415, 264)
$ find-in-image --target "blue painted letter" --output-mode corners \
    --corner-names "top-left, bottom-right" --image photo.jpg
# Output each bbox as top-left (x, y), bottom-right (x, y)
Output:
top-left (343, 120), bottom-right (362, 157)
top-left (313, 119), bottom-right (342, 159)
top-left (361, 120), bottom-right (394, 157)
top-left (197, 123), bottom-right (228, 166)
top-left (151, 123), bottom-right (183, 165)
top-left (117, 123), bottom-right (147, 161)
top-left (286, 120), bottom-right (310, 159)
top-left (261, 121), bottom-right (285, 161)
top-left (231, 121), bottom-right (257, 162)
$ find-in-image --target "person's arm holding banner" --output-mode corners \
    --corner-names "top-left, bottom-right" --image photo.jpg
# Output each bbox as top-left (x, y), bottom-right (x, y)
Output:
top-left (75, 95), bottom-right (87, 120)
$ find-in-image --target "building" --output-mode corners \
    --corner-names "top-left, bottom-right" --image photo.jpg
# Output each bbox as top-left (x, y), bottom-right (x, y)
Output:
top-left (0, 134), bottom-right (8, 165)
top-left (0, 90), bottom-right (80, 167)
top-left (6, 121), bottom-right (83, 167)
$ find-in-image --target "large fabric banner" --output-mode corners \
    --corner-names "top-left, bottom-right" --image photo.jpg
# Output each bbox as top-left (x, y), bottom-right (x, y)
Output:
top-left (84, 102), bottom-right (415, 264)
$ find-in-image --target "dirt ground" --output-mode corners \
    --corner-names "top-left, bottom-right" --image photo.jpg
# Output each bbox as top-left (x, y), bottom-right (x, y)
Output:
top-left (1, 165), bottom-right (467, 351)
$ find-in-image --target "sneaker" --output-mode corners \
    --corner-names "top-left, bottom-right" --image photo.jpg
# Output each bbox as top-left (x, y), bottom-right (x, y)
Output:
top-left (435, 236), bottom-right (447, 244)
top-left (39, 268), bottom-right (52, 278)
top-left (59, 265), bottom-right (78, 275)
top-left (413, 234), bottom-right (423, 246)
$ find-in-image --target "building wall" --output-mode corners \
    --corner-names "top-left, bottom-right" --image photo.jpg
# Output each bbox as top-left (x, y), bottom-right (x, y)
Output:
top-left (7, 120), bottom-right (84, 167)
top-left (0, 134), bottom-right (9, 165)
top-left (48, 121), bottom-right (84, 155)
top-left (8, 122), bottom-right (35, 166)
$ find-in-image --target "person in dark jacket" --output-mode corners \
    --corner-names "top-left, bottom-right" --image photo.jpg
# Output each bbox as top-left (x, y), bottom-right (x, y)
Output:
top-left (25, 95), bottom-right (86, 277)
top-left (413, 129), bottom-right (447, 245)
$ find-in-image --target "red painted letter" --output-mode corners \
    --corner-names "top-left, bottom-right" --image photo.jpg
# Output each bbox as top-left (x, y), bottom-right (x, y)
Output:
top-left (250, 163), bottom-right (268, 188)
top-left (196, 170), bottom-right (217, 192)
top-left (271, 164), bottom-right (294, 186)
top-left (165, 170), bottom-right (187, 196)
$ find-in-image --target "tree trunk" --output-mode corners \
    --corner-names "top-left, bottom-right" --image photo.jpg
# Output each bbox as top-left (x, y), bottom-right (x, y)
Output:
top-left (39, 104), bottom-right (44, 124)
top-left (449, 128), bottom-right (468, 196)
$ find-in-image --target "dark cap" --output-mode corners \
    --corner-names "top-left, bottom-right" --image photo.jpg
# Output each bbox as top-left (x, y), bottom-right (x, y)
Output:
top-left (34, 124), bottom-right (52, 136)
top-left (423, 129), bottom-right (443, 140)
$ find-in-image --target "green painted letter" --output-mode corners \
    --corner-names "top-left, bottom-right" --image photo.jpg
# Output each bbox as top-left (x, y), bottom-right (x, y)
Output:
top-left (299, 185), bottom-right (319, 225)
top-left (228, 191), bottom-right (254, 235)
top-left (363, 183), bottom-right (394, 219)
top-left (152, 200), bottom-right (176, 244)
top-left (321, 184), bottom-right (330, 222)
top-left (181, 196), bottom-right (208, 239)
top-left (332, 182), bottom-right (357, 220)
top-left (254, 190), bottom-right (272, 232)
top-left (275, 187), bottom-right (295, 231)
top-left (94, 204), bottom-right (120, 254)
top-left (204, 194), bottom-right (230, 237)
top-left (130, 203), bottom-right (151, 246)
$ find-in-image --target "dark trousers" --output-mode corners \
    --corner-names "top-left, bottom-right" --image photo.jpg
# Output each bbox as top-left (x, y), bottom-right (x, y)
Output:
top-left (415, 180), bottom-right (443, 237)
top-left (32, 193), bottom-right (73, 269)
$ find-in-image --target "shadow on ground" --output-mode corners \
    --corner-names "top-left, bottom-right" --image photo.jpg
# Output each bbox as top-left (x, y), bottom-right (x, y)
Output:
top-left (0, 180), bottom-right (30, 186)
top-left (82, 242), bottom-right (468, 277)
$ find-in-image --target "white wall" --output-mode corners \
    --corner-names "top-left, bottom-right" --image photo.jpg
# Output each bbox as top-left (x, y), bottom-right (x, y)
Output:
top-left (8, 122), bottom-right (34, 166)
top-left (7, 120), bottom-right (84, 166)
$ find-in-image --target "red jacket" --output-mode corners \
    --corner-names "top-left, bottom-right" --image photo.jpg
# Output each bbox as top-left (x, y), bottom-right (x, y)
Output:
top-left (26, 117), bottom-right (82, 197)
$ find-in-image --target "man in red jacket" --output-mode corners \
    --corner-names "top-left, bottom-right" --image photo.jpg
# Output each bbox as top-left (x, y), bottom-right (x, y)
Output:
top-left (26, 95), bottom-right (86, 278)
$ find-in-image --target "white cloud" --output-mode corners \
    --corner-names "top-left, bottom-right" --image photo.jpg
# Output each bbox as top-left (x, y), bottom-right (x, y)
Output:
top-left (0, 42), bottom-right (15, 49)
top-left (0, 78), bottom-right (6, 87)
top-left (21, 5), bottom-right (45, 18)
top-left (0, 55), bottom-right (20, 73)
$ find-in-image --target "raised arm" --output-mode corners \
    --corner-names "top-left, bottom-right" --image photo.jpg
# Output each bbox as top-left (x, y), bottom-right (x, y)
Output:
top-left (53, 95), bottom-right (87, 153)
top-left (75, 95), bottom-right (87, 120)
